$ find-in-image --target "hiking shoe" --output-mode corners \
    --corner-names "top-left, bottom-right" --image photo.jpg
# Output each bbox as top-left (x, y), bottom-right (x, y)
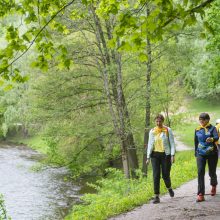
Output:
top-left (196, 193), bottom-right (205, 202)
top-left (211, 186), bottom-right (216, 196)
top-left (152, 196), bottom-right (160, 204)
top-left (168, 188), bottom-right (174, 197)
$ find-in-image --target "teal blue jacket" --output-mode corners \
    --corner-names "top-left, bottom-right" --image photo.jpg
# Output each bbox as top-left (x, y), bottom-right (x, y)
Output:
top-left (147, 126), bottom-right (176, 159)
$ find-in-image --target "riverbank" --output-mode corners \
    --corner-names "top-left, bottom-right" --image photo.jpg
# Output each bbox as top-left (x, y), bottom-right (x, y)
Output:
top-left (5, 135), bottom-right (48, 154)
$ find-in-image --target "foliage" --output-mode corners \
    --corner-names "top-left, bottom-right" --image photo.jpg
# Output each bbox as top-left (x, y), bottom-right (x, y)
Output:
top-left (0, 194), bottom-right (11, 220)
top-left (97, 0), bottom-right (215, 54)
top-left (14, 65), bottom-right (119, 176)
top-left (66, 151), bottom-right (197, 220)
top-left (183, 0), bottom-right (220, 100)
top-left (0, 0), bottom-right (215, 78)
top-left (0, 83), bottom-right (29, 138)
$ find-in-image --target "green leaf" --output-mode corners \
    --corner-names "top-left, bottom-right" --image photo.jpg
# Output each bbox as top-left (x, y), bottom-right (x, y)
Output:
top-left (4, 84), bottom-right (13, 91)
top-left (118, 41), bottom-right (132, 51)
top-left (22, 33), bottom-right (32, 42)
top-left (138, 53), bottom-right (148, 62)
top-left (0, 80), bottom-right (4, 86)
top-left (108, 39), bottom-right (116, 48)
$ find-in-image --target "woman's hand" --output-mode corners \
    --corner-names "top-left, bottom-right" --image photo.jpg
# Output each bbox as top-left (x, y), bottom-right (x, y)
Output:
top-left (206, 137), bottom-right (214, 143)
top-left (171, 155), bottom-right (175, 164)
top-left (146, 159), bottom-right (150, 165)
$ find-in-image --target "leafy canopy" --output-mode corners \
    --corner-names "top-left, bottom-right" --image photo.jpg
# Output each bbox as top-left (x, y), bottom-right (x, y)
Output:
top-left (0, 0), bottom-right (216, 80)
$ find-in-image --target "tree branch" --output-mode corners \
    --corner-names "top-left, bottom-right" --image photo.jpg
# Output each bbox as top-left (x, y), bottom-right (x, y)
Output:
top-left (0, 0), bottom-right (76, 74)
top-left (162, 0), bottom-right (215, 28)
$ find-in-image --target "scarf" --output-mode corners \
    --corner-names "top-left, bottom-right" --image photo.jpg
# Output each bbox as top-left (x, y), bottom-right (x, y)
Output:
top-left (196, 123), bottom-right (211, 133)
top-left (153, 126), bottom-right (168, 135)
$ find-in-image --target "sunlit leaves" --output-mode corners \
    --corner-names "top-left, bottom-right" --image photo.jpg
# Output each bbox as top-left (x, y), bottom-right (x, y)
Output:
top-left (0, 0), bottom-right (77, 78)
top-left (96, 0), bottom-right (215, 59)
top-left (203, 21), bottom-right (215, 34)
top-left (6, 26), bottom-right (19, 41)
top-left (0, 0), bottom-right (216, 81)
top-left (31, 55), bottom-right (49, 72)
top-left (22, 32), bottom-right (33, 43)
top-left (96, 0), bottom-right (128, 18)
top-left (57, 45), bottom-right (72, 70)
top-left (0, 0), bottom-right (16, 17)
top-left (70, 8), bottom-right (86, 20)
top-left (118, 41), bottom-right (132, 51)
top-left (24, 10), bottom-right (38, 24)
top-left (3, 84), bottom-right (13, 91)
top-left (138, 53), bottom-right (148, 62)
top-left (11, 68), bottom-right (29, 82)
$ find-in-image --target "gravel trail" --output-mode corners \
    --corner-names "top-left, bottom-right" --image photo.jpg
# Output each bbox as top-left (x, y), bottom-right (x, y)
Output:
top-left (110, 169), bottom-right (220, 220)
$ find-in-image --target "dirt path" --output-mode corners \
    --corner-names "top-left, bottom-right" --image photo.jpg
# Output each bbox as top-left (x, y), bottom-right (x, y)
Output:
top-left (110, 169), bottom-right (220, 220)
top-left (175, 135), bottom-right (193, 152)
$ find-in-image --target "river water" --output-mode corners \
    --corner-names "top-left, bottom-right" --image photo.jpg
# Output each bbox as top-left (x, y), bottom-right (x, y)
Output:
top-left (0, 143), bottom-right (82, 220)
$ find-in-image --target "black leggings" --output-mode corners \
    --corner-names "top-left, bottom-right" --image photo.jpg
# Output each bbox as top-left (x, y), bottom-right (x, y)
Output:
top-left (151, 152), bottom-right (172, 195)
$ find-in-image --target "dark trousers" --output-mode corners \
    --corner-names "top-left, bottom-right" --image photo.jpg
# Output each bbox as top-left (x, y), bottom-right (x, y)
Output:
top-left (197, 153), bottom-right (218, 195)
top-left (151, 152), bottom-right (172, 195)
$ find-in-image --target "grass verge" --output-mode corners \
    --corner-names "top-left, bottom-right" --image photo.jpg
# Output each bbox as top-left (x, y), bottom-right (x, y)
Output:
top-left (66, 150), bottom-right (196, 220)
top-left (7, 135), bottom-right (48, 154)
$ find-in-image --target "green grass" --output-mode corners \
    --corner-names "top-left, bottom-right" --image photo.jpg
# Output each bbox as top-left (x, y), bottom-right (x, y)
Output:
top-left (8, 135), bottom-right (48, 154)
top-left (174, 98), bottom-right (220, 146)
top-left (66, 151), bottom-right (197, 220)
top-left (190, 99), bottom-right (220, 114)
top-left (175, 123), bottom-right (196, 147)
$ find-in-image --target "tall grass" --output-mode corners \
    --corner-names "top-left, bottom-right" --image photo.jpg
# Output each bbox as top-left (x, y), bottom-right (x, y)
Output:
top-left (66, 151), bottom-right (196, 220)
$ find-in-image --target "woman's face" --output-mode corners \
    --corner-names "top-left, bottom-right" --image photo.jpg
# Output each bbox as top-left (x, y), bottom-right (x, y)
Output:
top-left (156, 118), bottom-right (163, 128)
top-left (199, 118), bottom-right (209, 127)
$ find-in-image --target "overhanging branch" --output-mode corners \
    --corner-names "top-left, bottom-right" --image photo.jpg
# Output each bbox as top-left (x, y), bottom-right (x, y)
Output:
top-left (162, 0), bottom-right (215, 28)
top-left (0, 0), bottom-right (76, 75)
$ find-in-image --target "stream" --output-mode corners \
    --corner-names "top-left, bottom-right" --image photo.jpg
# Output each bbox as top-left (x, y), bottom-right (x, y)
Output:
top-left (0, 143), bottom-right (82, 220)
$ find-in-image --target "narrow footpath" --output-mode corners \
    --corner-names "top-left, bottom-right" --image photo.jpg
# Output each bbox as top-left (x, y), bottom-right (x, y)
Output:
top-left (110, 169), bottom-right (220, 220)
top-left (174, 136), bottom-right (193, 151)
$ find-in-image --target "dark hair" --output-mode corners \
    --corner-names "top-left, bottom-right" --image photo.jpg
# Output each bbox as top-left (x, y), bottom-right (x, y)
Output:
top-left (199, 113), bottom-right (210, 120)
top-left (154, 114), bottom-right (165, 122)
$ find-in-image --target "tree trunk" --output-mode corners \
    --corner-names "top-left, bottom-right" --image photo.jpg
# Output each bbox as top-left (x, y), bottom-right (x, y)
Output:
top-left (142, 34), bottom-right (152, 176)
top-left (142, 127), bottom-right (149, 176)
top-left (121, 141), bottom-right (130, 178)
top-left (116, 50), bottom-right (139, 177)
top-left (102, 67), bottom-right (130, 178)
top-left (91, 6), bottom-right (139, 177)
